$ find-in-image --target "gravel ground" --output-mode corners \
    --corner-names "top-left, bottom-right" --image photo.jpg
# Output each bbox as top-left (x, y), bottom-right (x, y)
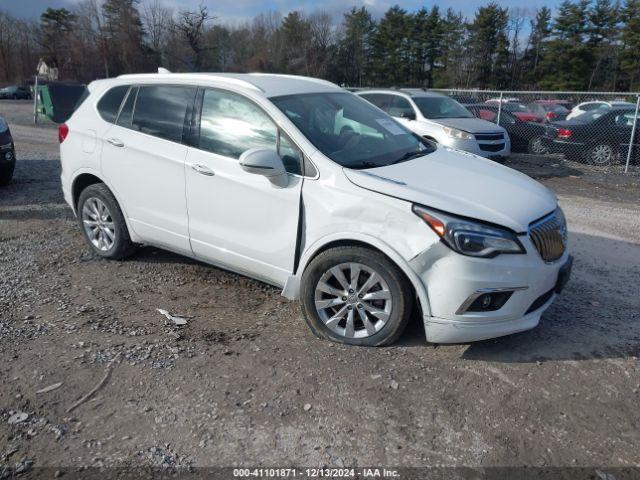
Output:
top-left (1, 101), bottom-right (640, 476)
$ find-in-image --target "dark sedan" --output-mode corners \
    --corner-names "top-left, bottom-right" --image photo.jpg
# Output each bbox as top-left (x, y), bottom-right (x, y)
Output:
top-left (543, 107), bottom-right (640, 165)
top-left (464, 104), bottom-right (549, 154)
top-left (0, 86), bottom-right (31, 100)
top-left (0, 116), bottom-right (15, 185)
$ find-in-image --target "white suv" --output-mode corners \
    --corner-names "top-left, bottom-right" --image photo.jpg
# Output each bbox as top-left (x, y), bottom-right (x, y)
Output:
top-left (60, 73), bottom-right (571, 346)
top-left (356, 89), bottom-right (511, 160)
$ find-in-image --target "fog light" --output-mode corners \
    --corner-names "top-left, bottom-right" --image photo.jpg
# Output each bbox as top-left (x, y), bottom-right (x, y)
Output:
top-left (480, 294), bottom-right (492, 309)
top-left (5, 151), bottom-right (13, 161)
top-left (467, 291), bottom-right (512, 312)
top-left (455, 287), bottom-right (528, 315)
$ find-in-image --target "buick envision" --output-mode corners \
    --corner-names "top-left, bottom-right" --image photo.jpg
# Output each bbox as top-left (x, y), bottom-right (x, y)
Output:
top-left (60, 73), bottom-right (571, 346)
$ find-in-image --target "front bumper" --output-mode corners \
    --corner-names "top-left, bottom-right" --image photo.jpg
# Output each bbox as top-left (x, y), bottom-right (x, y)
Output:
top-left (441, 137), bottom-right (511, 160)
top-left (409, 237), bottom-right (571, 343)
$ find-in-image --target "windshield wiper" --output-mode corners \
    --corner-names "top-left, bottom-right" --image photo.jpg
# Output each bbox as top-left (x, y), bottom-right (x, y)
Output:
top-left (390, 149), bottom-right (428, 165)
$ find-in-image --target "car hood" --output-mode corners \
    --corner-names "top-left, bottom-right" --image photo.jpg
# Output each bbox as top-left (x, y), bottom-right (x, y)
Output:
top-left (429, 117), bottom-right (504, 134)
top-left (343, 147), bottom-right (556, 232)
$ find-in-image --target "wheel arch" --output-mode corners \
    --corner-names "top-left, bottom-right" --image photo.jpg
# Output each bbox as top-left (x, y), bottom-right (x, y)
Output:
top-left (283, 233), bottom-right (432, 317)
top-left (72, 173), bottom-right (103, 212)
top-left (70, 171), bottom-right (140, 243)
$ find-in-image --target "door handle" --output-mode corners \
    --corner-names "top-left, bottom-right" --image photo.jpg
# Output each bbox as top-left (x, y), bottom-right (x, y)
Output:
top-left (105, 137), bottom-right (124, 147)
top-left (191, 163), bottom-right (215, 176)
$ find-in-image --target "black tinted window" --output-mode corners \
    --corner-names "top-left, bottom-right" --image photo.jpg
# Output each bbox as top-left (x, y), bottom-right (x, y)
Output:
top-left (97, 86), bottom-right (128, 123)
top-left (132, 85), bottom-right (196, 143)
top-left (199, 89), bottom-right (277, 159)
top-left (116, 87), bottom-right (137, 128)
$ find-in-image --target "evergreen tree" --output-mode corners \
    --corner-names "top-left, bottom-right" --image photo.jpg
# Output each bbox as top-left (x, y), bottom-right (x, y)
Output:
top-left (335, 7), bottom-right (376, 87)
top-left (410, 6), bottom-right (443, 87)
top-left (539, 0), bottom-right (593, 90)
top-left (434, 9), bottom-right (467, 87)
top-left (370, 5), bottom-right (411, 86)
top-left (40, 8), bottom-right (76, 69)
top-left (467, 3), bottom-right (510, 88)
top-left (620, 0), bottom-right (640, 90)
top-left (102, 0), bottom-right (148, 74)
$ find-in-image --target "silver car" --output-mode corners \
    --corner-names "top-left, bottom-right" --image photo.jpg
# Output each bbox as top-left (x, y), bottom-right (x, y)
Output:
top-left (356, 89), bottom-right (511, 160)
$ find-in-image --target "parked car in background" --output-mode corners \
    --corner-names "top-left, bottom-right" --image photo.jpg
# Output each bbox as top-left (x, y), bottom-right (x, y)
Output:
top-left (566, 100), bottom-right (635, 120)
top-left (543, 107), bottom-right (640, 165)
top-left (446, 93), bottom-right (479, 105)
top-left (357, 89), bottom-right (510, 160)
top-left (0, 117), bottom-right (15, 186)
top-left (529, 101), bottom-right (570, 123)
top-left (485, 99), bottom-right (543, 123)
top-left (60, 72), bottom-right (570, 345)
top-left (0, 86), bottom-right (31, 100)
top-left (465, 104), bottom-right (549, 154)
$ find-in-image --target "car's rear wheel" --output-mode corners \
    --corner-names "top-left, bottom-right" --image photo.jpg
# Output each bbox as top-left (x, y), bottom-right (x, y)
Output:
top-left (77, 183), bottom-right (136, 259)
top-left (528, 136), bottom-right (549, 155)
top-left (586, 143), bottom-right (616, 166)
top-left (300, 246), bottom-right (413, 346)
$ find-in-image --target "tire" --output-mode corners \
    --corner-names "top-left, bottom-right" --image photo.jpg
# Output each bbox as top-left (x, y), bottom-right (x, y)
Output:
top-left (300, 246), bottom-right (413, 347)
top-left (0, 162), bottom-right (14, 186)
top-left (585, 143), bottom-right (616, 166)
top-left (528, 136), bottom-right (549, 155)
top-left (77, 183), bottom-right (136, 260)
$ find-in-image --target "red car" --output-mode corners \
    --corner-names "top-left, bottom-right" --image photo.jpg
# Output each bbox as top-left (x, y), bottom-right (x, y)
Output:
top-left (485, 100), bottom-right (543, 123)
top-left (529, 100), bottom-right (571, 123)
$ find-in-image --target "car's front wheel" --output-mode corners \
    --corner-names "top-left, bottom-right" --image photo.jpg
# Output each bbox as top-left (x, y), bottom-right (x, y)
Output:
top-left (300, 246), bottom-right (413, 346)
top-left (77, 183), bottom-right (136, 259)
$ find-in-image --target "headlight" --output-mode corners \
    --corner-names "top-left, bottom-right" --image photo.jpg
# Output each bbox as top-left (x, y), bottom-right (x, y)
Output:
top-left (413, 205), bottom-right (525, 258)
top-left (443, 126), bottom-right (474, 140)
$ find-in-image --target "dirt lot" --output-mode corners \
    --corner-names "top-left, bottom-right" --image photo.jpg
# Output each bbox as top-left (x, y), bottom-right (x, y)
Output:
top-left (1, 100), bottom-right (640, 476)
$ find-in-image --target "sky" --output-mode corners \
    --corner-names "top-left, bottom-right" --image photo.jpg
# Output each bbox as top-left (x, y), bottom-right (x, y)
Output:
top-left (2, 0), bottom-right (560, 23)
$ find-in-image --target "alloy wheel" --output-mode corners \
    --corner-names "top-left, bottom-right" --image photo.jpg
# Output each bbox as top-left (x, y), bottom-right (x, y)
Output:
top-left (82, 197), bottom-right (116, 252)
top-left (314, 262), bottom-right (392, 339)
top-left (529, 136), bottom-right (549, 155)
top-left (590, 144), bottom-right (614, 165)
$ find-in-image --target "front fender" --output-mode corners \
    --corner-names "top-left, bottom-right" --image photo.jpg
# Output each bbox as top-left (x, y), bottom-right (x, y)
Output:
top-left (281, 232), bottom-right (432, 318)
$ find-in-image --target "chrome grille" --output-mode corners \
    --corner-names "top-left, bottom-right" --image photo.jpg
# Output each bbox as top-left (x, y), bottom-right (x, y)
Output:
top-left (529, 210), bottom-right (567, 262)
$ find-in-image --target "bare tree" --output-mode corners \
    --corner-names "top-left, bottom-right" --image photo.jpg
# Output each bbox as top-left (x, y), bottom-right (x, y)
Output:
top-left (141, 0), bottom-right (173, 58)
top-left (175, 4), bottom-right (215, 70)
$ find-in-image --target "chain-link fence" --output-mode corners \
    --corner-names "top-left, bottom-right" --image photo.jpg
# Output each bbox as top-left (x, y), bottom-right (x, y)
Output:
top-left (431, 89), bottom-right (640, 173)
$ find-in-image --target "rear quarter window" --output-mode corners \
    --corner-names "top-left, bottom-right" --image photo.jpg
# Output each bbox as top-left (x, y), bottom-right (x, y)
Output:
top-left (97, 86), bottom-right (129, 123)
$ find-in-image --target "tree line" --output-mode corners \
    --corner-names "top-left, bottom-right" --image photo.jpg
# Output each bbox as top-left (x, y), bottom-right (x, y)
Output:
top-left (0, 0), bottom-right (639, 92)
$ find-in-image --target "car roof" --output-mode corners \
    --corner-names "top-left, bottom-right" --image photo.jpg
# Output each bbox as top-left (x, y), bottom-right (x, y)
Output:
top-left (356, 88), bottom-right (446, 99)
top-left (115, 72), bottom-right (342, 98)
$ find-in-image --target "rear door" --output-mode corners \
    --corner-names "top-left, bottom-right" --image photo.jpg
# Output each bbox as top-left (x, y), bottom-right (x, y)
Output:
top-left (100, 84), bottom-right (197, 254)
top-left (184, 88), bottom-right (303, 286)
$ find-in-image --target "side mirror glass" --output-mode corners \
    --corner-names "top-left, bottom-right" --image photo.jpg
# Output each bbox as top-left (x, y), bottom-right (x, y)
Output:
top-left (239, 148), bottom-right (288, 187)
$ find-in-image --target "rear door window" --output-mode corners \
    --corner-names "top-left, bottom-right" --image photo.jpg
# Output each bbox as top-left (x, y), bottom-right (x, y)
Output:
top-left (131, 85), bottom-right (196, 143)
top-left (97, 85), bottom-right (129, 123)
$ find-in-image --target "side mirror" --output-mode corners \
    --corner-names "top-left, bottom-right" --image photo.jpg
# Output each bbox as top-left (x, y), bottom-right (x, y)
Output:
top-left (401, 111), bottom-right (416, 121)
top-left (239, 148), bottom-right (288, 187)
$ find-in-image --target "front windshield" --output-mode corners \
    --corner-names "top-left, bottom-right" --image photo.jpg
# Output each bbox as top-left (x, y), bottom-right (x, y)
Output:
top-left (413, 96), bottom-right (474, 119)
top-left (271, 92), bottom-right (434, 170)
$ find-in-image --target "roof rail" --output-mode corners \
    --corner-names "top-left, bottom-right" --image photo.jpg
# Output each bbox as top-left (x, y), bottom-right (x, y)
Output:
top-left (116, 72), bottom-right (264, 93)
